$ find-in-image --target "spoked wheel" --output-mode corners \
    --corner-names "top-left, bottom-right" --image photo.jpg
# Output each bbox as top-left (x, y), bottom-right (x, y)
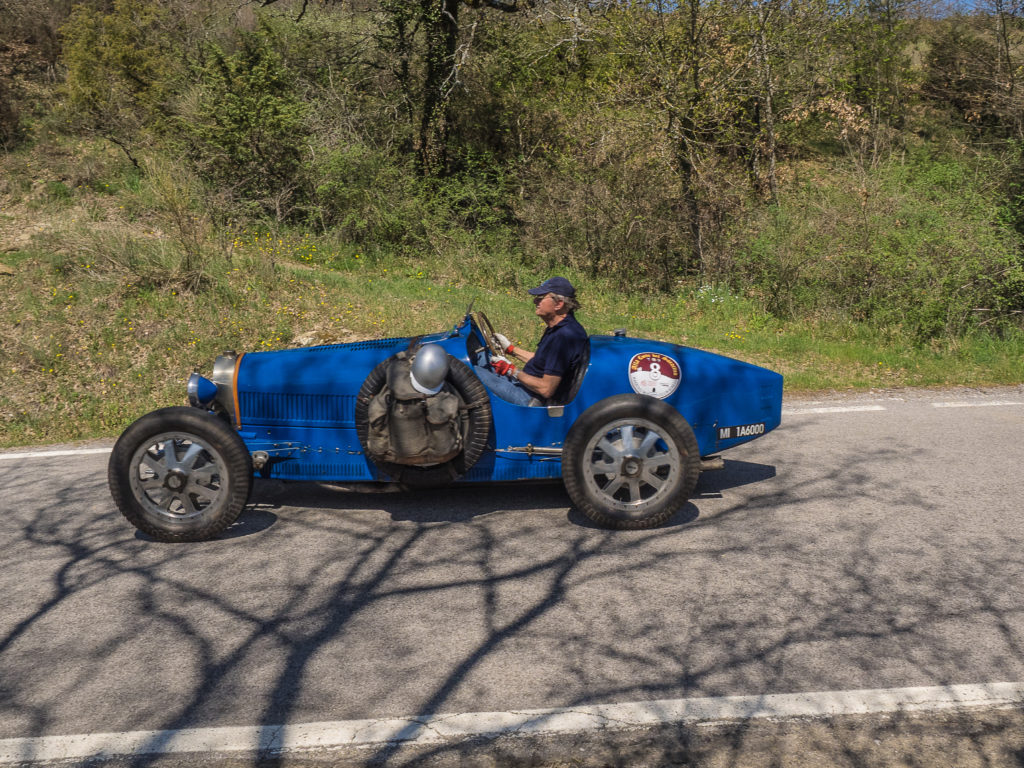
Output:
top-left (563, 395), bottom-right (700, 530)
top-left (108, 407), bottom-right (252, 542)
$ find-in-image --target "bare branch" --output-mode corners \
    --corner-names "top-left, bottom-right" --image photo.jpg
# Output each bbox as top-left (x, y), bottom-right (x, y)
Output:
top-left (464, 0), bottom-right (532, 12)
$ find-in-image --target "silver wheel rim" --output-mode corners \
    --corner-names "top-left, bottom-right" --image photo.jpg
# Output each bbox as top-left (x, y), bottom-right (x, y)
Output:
top-left (581, 417), bottom-right (681, 518)
top-left (128, 432), bottom-right (227, 523)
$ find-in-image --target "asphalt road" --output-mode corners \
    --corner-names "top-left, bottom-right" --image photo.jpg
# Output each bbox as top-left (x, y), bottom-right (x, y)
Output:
top-left (2, 387), bottom-right (1024, 765)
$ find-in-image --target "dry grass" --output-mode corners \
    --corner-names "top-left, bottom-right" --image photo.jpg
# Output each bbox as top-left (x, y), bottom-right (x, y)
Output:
top-left (2, 138), bottom-right (1023, 447)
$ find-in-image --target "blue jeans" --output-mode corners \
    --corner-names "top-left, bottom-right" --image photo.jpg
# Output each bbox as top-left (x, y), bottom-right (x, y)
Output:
top-left (472, 360), bottom-right (535, 406)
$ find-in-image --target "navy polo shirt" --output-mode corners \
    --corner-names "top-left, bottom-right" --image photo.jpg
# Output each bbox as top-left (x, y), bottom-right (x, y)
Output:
top-left (523, 314), bottom-right (588, 402)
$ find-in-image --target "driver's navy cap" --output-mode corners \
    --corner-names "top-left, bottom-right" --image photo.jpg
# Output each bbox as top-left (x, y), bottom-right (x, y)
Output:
top-left (527, 276), bottom-right (576, 298)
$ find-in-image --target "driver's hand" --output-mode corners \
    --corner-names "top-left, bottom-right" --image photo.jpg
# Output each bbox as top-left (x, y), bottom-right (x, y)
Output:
top-left (490, 357), bottom-right (516, 377)
top-left (494, 333), bottom-right (512, 353)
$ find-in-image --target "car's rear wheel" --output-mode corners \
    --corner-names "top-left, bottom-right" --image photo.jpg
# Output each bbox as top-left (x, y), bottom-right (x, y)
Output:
top-left (108, 407), bottom-right (252, 542)
top-left (563, 395), bottom-right (700, 529)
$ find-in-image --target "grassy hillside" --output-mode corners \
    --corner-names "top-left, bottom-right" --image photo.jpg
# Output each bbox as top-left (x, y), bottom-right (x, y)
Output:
top-left (2, 138), bottom-right (1023, 447)
top-left (2, 1), bottom-right (1024, 446)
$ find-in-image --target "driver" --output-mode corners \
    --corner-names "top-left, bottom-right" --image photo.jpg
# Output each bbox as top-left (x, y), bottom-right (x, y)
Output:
top-left (477, 276), bottom-right (588, 405)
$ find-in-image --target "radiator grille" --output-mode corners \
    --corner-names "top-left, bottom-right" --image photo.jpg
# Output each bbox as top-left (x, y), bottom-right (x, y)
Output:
top-left (311, 338), bottom-right (406, 353)
top-left (239, 392), bottom-right (356, 425)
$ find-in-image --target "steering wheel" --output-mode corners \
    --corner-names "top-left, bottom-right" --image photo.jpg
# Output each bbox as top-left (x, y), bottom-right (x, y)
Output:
top-left (473, 311), bottom-right (504, 358)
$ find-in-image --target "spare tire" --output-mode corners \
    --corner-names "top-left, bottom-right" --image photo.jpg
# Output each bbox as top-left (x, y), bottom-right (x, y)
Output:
top-left (355, 352), bottom-right (492, 487)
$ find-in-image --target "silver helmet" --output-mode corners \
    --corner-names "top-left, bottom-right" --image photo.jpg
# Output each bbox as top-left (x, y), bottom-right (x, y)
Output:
top-left (410, 344), bottom-right (449, 395)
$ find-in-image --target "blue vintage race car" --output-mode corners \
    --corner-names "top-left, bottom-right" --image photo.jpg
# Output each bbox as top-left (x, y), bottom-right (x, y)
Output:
top-left (108, 307), bottom-right (783, 541)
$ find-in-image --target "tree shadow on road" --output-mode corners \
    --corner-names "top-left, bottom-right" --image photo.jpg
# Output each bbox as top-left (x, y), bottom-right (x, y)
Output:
top-left (2, 425), bottom-right (1024, 768)
top-left (241, 456), bottom-right (772, 530)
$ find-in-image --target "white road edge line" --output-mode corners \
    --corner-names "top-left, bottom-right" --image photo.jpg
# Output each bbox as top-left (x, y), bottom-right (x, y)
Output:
top-left (931, 401), bottom-right (1024, 408)
top-left (0, 448), bottom-right (111, 461)
top-left (782, 405), bottom-right (887, 415)
top-left (2, 683), bottom-right (1022, 764)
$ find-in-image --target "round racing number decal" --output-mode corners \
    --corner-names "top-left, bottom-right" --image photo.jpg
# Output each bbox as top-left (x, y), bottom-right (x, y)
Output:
top-left (628, 352), bottom-right (681, 399)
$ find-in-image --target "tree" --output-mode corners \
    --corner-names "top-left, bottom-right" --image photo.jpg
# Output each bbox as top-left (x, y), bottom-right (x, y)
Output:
top-left (62, 0), bottom-right (180, 166)
top-left (185, 24), bottom-right (310, 219)
top-left (261, 0), bottom-right (530, 175)
top-left (989, 0), bottom-right (1024, 138)
top-left (378, 0), bottom-right (530, 174)
top-left (603, 0), bottom-right (753, 275)
top-left (838, 0), bottom-right (917, 163)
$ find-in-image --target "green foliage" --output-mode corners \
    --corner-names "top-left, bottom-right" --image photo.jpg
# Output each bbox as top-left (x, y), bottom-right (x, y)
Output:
top-left (308, 144), bottom-right (418, 241)
top-left (734, 153), bottom-right (1024, 340)
top-left (307, 143), bottom-right (516, 275)
top-left (61, 0), bottom-right (179, 153)
top-left (921, 13), bottom-right (1024, 139)
top-left (998, 141), bottom-right (1024, 240)
top-left (922, 19), bottom-right (995, 129)
top-left (4, 0), bottom-right (1024, 362)
top-left (518, 147), bottom-right (695, 291)
top-left (183, 23), bottom-right (310, 218)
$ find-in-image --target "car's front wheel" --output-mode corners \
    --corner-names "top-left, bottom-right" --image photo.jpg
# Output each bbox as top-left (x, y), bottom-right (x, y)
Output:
top-left (108, 407), bottom-right (252, 542)
top-left (562, 395), bottom-right (700, 529)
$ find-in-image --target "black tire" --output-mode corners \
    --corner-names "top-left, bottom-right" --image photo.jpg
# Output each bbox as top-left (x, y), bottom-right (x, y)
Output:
top-left (355, 354), bottom-right (492, 487)
top-left (108, 407), bottom-right (253, 542)
top-left (563, 394), bottom-right (700, 530)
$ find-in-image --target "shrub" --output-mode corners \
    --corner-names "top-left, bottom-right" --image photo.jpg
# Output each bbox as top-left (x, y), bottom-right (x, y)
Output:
top-left (307, 144), bottom-right (418, 241)
top-left (307, 144), bottom-right (514, 253)
top-left (182, 22), bottom-right (309, 219)
top-left (518, 152), bottom-right (693, 291)
top-left (734, 153), bottom-right (1024, 339)
top-left (61, 0), bottom-right (179, 162)
top-left (0, 76), bottom-right (19, 149)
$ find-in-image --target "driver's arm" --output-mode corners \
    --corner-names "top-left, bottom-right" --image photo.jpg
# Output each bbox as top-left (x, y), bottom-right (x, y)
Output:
top-left (515, 370), bottom-right (561, 400)
top-left (507, 346), bottom-right (534, 363)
